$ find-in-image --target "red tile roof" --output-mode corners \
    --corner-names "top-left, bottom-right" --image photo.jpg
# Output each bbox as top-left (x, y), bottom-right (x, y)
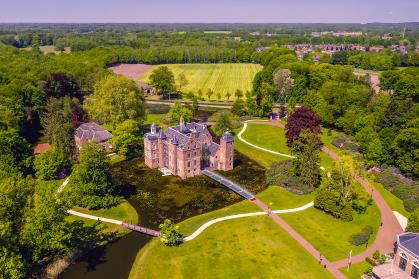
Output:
top-left (34, 143), bottom-right (50, 155)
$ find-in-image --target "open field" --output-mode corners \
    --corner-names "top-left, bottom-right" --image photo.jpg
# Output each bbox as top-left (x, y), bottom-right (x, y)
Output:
top-left (235, 123), bottom-right (335, 169)
top-left (129, 186), bottom-right (333, 279)
top-left (339, 260), bottom-right (372, 279)
top-left (21, 45), bottom-right (71, 54)
top-left (108, 64), bottom-right (152, 83)
top-left (140, 63), bottom-right (262, 99)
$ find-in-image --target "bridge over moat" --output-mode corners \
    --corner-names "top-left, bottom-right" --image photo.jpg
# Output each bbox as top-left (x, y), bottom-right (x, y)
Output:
top-left (201, 169), bottom-right (255, 200)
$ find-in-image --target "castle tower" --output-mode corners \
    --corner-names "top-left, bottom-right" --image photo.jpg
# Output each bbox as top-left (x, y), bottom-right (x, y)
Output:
top-left (219, 131), bottom-right (234, 171)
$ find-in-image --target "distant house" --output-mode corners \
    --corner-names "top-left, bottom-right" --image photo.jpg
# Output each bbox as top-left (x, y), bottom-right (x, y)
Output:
top-left (138, 82), bottom-right (155, 95)
top-left (373, 233), bottom-right (419, 279)
top-left (34, 143), bottom-right (50, 155)
top-left (74, 122), bottom-right (113, 151)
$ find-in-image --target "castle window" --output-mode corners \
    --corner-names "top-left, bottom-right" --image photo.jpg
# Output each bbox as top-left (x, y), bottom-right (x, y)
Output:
top-left (187, 161), bottom-right (190, 167)
top-left (194, 160), bottom-right (196, 166)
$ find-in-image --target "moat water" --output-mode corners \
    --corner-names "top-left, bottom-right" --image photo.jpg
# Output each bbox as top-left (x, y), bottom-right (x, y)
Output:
top-left (59, 153), bottom-right (267, 279)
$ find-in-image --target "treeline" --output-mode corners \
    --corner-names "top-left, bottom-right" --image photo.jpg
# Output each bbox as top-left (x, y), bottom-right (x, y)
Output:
top-left (233, 47), bottom-right (418, 180)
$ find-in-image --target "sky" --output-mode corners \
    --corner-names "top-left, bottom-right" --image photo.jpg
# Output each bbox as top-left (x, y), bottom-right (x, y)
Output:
top-left (1, 0), bottom-right (418, 23)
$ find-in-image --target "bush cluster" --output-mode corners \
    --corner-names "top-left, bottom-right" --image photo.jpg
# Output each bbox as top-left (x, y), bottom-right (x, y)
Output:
top-left (349, 225), bottom-right (373, 246)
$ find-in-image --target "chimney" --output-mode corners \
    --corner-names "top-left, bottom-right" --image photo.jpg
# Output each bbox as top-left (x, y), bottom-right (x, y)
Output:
top-left (180, 116), bottom-right (186, 133)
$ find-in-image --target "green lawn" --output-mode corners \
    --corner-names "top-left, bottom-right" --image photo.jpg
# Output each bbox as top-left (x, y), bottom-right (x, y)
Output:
top-left (339, 260), bottom-right (372, 279)
top-left (21, 45), bottom-right (71, 54)
top-left (66, 200), bottom-right (138, 235)
top-left (281, 204), bottom-right (381, 261)
top-left (236, 123), bottom-right (335, 170)
top-left (140, 63), bottom-right (262, 100)
top-left (144, 113), bottom-right (165, 125)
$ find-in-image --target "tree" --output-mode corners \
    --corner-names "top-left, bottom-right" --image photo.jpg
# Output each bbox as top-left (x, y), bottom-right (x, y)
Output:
top-left (290, 130), bottom-right (321, 187)
top-left (206, 89), bottom-right (214, 100)
top-left (159, 219), bottom-right (182, 246)
top-left (314, 156), bottom-right (356, 220)
top-left (197, 89), bottom-right (203, 100)
top-left (285, 107), bottom-right (322, 146)
top-left (167, 102), bottom-right (193, 125)
top-left (85, 75), bottom-right (146, 129)
top-left (69, 103), bottom-right (88, 128)
top-left (231, 99), bottom-right (247, 116)
top-left (234, 89), bottom-right (244, 99)
top-left (0, 129), bottom-right (32, 176)
top-left (149, 66), bottom-right (175, 94)
top-left (330, 51), bottom-right (349, 65)
top-left (392, 120), bottom-right (419, 177)
top-left (407, 208), bottom-right (419, 232)
top-left (216, 92), bottom-right (222, 100)
top-left (225, 92), bottom-right (232, 100)
top-left (34, 148), bottom-right (67, 180)
top-left (177, 73), bottom-right (188, 91)
top-left (63, 143), bottom-right (121, 209)
top-left (191, 97), bottom-right (199, 117)
top-left (212, 111), bottom-right (233, 137)
top-left (273, 69), bottom-right (294, 104)
top-left (111, 120), bottom-right (143, 158)
top-left (42, 72), bottom-right (82, 100)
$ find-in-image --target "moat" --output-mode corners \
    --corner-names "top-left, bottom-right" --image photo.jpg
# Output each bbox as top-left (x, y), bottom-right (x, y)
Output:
top-left (59, 152), bottom-right (266, 278)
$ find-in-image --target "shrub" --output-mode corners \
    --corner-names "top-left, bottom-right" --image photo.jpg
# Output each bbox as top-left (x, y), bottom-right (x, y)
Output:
top-left (407, 208), bottom-right (419, 232)
top-left (373, 250), bottom-right (380, 260)
top-left (267, 160), bottom-right (314, 194)
top-left (352, 199), bottom-right (368, 214)
top-left (379, 254), bottom-right (386, 264)
top-left (159, 219), bottom-right (183, 246)
top-left (340, 205), bottom-right (354, 222)
top-left (349, 225), bottom-right (373, 246)
top-left (366, 257), bottom-right (378, 266)
top-left (365, 265), bottom-right (373, 276)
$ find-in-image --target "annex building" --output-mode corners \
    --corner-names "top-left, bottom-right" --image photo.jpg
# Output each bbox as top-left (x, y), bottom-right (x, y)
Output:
top-left (144, 117), bottom-right (234, 179)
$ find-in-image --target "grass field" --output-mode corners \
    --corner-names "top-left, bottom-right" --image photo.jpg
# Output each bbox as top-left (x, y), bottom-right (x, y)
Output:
top-left (235, 123), bottom-right (335, 169)
top-left (129, 186), bottom-right (333, 279)
top-left (339, 260), bottom-right (372, 279)
top-left (21, 45), bottom-right (71, 54)
top-left (140, 63), bottom-right (262, 100)
top-left (66, 200), bottom-right (138, 235)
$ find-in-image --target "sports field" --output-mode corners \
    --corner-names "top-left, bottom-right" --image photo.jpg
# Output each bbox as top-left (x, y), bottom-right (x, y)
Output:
top-left (140, 63), bottom-right (262, 100)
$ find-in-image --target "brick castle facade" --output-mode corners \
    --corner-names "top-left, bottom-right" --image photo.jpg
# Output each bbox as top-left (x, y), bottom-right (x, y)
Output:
top-left (144, 117), bottom-right (234, 179)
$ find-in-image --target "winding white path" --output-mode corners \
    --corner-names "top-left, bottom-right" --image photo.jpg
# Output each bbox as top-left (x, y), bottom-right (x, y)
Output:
top-left (238, 121), bottom-right (295, 159)
top-left (238, 121), bottom-right (325, 170)
top-left (182, 201), bottom-right (313, 241)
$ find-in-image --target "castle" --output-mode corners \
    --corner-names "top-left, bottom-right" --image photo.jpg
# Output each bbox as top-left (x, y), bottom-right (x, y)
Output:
top-left (144, 117), bottom-right (234, 179)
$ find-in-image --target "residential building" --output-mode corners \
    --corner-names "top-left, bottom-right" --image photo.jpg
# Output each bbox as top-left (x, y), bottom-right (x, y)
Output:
top-left (74, 122), bottom-right (113, 151)
top-left (144, 117), bottom-right (234, 179)
top-left (373, 233), bottom-right (419, 279)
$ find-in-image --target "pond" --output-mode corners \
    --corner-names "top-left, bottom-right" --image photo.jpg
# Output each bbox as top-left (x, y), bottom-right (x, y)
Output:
top-left (59, 151), bottom-right (266, 279)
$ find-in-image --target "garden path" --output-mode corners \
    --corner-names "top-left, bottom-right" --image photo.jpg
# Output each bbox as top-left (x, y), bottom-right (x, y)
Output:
top-left (244, 119), bottom-right (403, 269)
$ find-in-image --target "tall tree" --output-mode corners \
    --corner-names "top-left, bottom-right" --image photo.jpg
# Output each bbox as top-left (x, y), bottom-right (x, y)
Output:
top-left (149, 66), bottom-right (175, 94)
top-left (63, 143), bottom-right (121, 209)
top-left (285, 107), bottom-right (322, 146)
top-left (167, 102), bottom-right (192, 125)
top-left (273, 69), bottom-right (294, 104)
top-left (85, 75), bottom-right (146, 129)
top-left (110, 120), bottom-right (143, 158)
top-left (177, 73), bottom-right (188, 92)
top-left (291, 129), bottom-right (321, 187)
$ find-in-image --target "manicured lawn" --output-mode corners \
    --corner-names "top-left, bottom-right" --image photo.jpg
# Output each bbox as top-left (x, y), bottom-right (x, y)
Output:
top-left (281, 204), bottom-right (381, 261)
top-left (233, 127), bottom-right (284, 168)
top-left (66, 200), bottom-right (138, 235)
top-left (130, 216), bottom-right (334, 279)
top-left (144, 113), bottom-right (165, 125)
top-left (320, 127), bottom-right (348, 157)
top-left (140, 63), bottom-right (262, 100)
top-left (339, 260), bottom-right (372, 279)
top-left (236, 123), bottom-right (335, 170)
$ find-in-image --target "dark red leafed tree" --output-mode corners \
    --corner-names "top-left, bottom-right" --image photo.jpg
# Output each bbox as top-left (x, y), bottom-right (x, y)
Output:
top-left (69, 104), bottom-right (88, 128)
top-left (44, 72), bottom-right (82, 100)
top-left (285, 107), bottom-right (322, 146)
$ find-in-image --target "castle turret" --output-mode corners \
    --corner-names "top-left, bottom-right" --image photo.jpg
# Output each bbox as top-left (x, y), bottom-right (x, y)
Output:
top-left (219, 131), bottom-right (234, 171)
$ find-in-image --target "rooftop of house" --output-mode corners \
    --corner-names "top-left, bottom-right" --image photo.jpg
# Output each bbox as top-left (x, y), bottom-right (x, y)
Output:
top-left (75, 122), bottom-right (113, 142)
top-left (34, 143), bottom-right (50, 155)
top-left (398, 233), bottom-right (419, 258)
top-left (138, 82), bottom-right (152, 90)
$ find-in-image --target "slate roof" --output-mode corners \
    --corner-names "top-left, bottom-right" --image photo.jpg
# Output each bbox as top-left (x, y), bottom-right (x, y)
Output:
top-left (75, 122), bottom-right (113, 142)
top-left (220, 131), bottom-right (234, 143)
top-left (145, 121), bottom-right (209, 149)
top-left (208, 142), bottom-right (220, 156)
top-left (138, 82), bottom-right (152, 90)
top-left (398, 233), bottom-right (419, 258)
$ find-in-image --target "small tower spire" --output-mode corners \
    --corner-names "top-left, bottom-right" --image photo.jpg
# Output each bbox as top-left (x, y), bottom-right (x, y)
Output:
top-left (180, 115), bottom-right (186, 132)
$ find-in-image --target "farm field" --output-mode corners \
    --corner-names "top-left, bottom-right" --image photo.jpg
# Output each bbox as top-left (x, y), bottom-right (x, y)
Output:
top-left (21, 45), bottom-right (71, 54)
top-left (140, 63), bottom-right (262, 100)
